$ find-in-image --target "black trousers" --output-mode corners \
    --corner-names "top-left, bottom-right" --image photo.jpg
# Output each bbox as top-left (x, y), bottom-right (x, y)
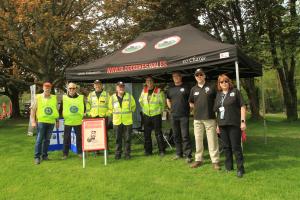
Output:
top-left (219, 125), bottom-right (244, 171)
top-left (63, 125), bottom-right (82, 155)
top-left (171, 116), bottom-right (192, 158)
top-left (114, 124), bottom-right (132, 156)
top-left (144, 114), bottom-right (165, 154)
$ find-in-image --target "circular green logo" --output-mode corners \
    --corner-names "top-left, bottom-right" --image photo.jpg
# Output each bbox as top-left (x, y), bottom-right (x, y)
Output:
top-left (122, 42), bottom-right (146, 54)
top-left (44, 107), bottom-right (53, 115)
top-left (155, 36), bottom-right (181, 49)
top-left (70, 106), bottom-right (78, 113)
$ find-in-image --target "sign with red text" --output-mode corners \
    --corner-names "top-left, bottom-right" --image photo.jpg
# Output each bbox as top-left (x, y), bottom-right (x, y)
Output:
top-left (82, 118), bottom-right (107, 151)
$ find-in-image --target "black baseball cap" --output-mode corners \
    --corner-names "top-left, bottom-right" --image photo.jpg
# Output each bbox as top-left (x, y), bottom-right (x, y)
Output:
top-left (194, 68), bottom-right (205, 76)
top-left (94, 80), bottom-right (101, 84)
top-left (116, 81), bottom-right (125, 86)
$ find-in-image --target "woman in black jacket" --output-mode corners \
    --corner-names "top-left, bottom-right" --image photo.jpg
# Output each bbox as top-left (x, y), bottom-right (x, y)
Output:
top-left (214, 74), bottom-right (246, 178)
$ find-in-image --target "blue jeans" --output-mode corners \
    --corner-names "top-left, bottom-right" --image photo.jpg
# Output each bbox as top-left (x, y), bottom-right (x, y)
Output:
top-left (34, 122), bottom-right (54, 159)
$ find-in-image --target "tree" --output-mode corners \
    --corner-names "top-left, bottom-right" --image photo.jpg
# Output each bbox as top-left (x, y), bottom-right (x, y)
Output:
top-left (0, 0), bottom-right (104, 87)
top-left (0, 50), bottom-right (33, 118)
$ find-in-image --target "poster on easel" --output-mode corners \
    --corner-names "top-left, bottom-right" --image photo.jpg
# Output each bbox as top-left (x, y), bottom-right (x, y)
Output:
top-left (82, 118), bottom-right (107, 168)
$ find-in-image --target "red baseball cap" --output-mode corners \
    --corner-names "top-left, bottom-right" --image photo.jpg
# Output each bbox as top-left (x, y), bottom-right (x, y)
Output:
top-left (43, 82), bottom-right (52, 87)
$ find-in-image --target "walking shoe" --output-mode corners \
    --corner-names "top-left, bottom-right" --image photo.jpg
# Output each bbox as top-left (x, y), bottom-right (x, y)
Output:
top-left (186, 157), bottom-right (193, 163)
top-left (125, 155), bottom-right (131, 160)
top-left (62, 155), bottom-right (68, 160)
top-left (237, 170), bottom-right (244, 178)
top-left (190, 161), bottom-right (202, 168)
top-left (115, 155), bottom-right (121, 160)
top-left (212, 163), bottom-right (221, 170)
top-left (42, 157), bottom-right (50, 161)
top-left (34, 158), bottom-right (40, 165)
top-left (172, 155), bottom-right (183, 160)
top-left (159, 152), bottom-right (165, 157)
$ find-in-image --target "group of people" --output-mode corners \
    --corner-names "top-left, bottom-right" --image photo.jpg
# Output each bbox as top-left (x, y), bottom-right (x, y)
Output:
top-left (31, 68), bottom-right (247, 178)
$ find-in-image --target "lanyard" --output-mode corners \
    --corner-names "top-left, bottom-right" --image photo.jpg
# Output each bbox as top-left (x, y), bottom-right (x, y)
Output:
top-left (220, 93), bottom-right (227, 107)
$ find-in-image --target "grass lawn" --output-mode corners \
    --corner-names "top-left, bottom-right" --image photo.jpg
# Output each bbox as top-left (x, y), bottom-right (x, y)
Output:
top-left (0, 114), bottom-right (300, 200)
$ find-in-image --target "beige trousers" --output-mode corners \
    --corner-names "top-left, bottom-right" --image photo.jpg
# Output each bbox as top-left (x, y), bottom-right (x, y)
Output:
top-left (193, 119), bottom-right (220, 163)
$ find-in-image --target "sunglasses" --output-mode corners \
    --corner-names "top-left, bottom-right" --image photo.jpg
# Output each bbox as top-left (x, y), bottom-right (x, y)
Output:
top-left (220, 80), bottom-right (229, 84)
top-left (68, 88), bottom-right (76, 90)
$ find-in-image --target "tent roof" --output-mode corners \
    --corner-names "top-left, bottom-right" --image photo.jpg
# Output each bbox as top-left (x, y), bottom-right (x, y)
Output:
top-left (66, 24), bottom-right (262, 82)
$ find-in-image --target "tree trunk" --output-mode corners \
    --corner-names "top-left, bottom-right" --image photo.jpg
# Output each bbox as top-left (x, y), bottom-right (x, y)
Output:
top-left (277, 68), bottom-right (298, 121)
top-left (242, 78), bottom-right (262, 120)
top-left (5, 85), bottom-right (21, 118)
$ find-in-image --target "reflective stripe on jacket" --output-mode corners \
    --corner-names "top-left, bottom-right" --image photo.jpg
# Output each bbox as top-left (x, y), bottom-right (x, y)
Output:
top-left (86, 91), bottom-right (110, 117)
top-left (108, 93), bottom-right (136, 125)
top-left (139, 86), bottom-right (165, 117)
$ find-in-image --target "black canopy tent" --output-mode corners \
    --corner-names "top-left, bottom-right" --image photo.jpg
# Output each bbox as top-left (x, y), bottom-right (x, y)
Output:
top-left (66, 24), bottom-right (262, 86)
top-left (66, 24), bottom-right (267, 143)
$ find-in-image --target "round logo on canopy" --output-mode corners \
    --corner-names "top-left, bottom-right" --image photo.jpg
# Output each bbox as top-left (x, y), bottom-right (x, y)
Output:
top-left (70, 106), bottom-right (79, 113)
top-left (44, 107), bottom-right (53, 115)
top-left (155, 36), bottom-right (181, 49)
top-left (122, 42), bottom-right (146, 54)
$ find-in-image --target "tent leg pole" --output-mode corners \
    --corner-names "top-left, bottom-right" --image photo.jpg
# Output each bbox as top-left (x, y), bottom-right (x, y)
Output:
top-left (261, 76), bottom-right (267, 144)
top-left (235, 61), bottom-right (243, 150)
top-left (235, 61), bottom-right (240, 90)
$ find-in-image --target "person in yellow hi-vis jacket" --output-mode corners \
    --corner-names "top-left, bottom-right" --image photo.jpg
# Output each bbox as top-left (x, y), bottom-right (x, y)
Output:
top-left (86, 80), bottom-right (110, 154)
top-left (108, 81), bottom-right (136, 160)
top-left (31, 81), bottom-right (59, 165)
top-left (86, 80), bottom-right (110, 118)
top-left (59, 82), bottom-right (85, 160)
top-left (139, 76), bottom-right (166, 156)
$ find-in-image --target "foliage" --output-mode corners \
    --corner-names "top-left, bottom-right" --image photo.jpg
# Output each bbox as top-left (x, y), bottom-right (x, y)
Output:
top-left (0, 0), bottom-right (104, 86)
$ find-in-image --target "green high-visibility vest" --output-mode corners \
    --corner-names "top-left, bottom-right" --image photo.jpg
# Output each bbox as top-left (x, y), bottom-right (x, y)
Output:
top-left (86, 91), bottom-right (109, 117)
top-left (108, 93), bottom-right (136, 125)
top-left (63, 95), bottom-right (84, 126)
top-left (139, 86), bottom-right (165, 117)
top-left (36, 94), bottom-right (59, 124)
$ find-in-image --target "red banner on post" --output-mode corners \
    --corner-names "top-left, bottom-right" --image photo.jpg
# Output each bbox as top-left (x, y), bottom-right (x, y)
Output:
top-left (82, 118), bottom-right (107, 151)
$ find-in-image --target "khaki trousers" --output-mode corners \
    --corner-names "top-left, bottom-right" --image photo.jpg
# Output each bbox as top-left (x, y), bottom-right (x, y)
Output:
top-left (193, 119), bottom-right (219, 163)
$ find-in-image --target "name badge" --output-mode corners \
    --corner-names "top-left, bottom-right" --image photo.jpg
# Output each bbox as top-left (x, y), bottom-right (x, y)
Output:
top-left (219, 106), bottom-right (225, 119)
top-left (219, 106), bottom-right (225, 112)
top-left (205, 87), bottom-right (210, 93)
top-left (194, 92), bottom-right (199, 95)
top-left (230, 92), bottom-right (235, 97)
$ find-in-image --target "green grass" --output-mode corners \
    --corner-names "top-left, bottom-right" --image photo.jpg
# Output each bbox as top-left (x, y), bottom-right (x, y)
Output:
top-left (0, 115), bottom-right (300, 200)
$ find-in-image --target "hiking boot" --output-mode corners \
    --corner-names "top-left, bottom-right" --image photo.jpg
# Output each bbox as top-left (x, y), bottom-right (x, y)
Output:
top-left (212, 163), bottom-right (221, 170)
top-left (34, 158), bottom-right (40, 165)
top-left (190, 161), bottom-right (203, 168)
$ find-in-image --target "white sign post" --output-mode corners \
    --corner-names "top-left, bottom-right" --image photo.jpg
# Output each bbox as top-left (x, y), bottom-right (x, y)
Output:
top-left (27, 84), bottom-right (36, 136)
top-left (82, 118), bottom-right (107, 168)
